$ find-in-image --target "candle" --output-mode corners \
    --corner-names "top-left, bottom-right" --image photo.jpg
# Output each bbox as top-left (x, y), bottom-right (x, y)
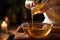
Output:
top-left (1, 21), bottom-right (7, 32)
top-left (5, 16), bottom-right (9, 24)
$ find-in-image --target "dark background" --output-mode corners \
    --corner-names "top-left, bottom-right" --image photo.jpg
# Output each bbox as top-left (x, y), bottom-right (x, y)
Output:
top-left (0, 0), bottom-right (45, 26)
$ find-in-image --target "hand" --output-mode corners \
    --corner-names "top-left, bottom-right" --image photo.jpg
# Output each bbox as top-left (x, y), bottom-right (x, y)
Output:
top-left (16, 22), bottom-right (29, 32)
top-left (40, 0), bottom-right (59, 12)
top-left (25, 0), bottom-right (39, 9)
top-left (25, 0), bottom-right (60, 12)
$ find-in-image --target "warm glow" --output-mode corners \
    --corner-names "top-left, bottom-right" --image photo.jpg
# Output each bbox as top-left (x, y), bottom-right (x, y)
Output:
top-left (44, 28), bottom-right (51, 36)
top-left (1, 21), bottom-right (7, 31)
top-left (1, 34), bottom-right (8, 40)
top-left (34, 11), bottom-right (42, 15)
top-left (42, 24), bottom-right (52, 37)
top-left (28, 29), bottom-right (33, 36)
top-left (31, 3), bottom-right (44, 16)
top-left (5, 16), bottom-right (9, 23)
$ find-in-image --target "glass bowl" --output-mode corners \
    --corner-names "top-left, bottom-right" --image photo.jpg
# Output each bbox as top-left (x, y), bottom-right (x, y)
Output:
top-left (21, 22), bottom-right (53, 38)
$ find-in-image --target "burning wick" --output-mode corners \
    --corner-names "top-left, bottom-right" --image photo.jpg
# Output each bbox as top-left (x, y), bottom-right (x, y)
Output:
top-left (1, 21), bottom-right (7, 33)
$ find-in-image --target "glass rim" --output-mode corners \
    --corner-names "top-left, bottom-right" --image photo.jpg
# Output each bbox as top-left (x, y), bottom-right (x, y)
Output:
top-left (21, 22), bottom-right (53, 29)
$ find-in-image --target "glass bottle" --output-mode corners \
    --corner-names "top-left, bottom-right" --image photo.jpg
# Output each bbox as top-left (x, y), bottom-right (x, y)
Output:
top-left (31, 0), bottom-right (48, 16)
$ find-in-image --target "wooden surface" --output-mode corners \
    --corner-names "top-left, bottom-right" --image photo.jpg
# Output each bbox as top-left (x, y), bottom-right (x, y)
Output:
top-left (0, 26), bottom-right (60, 40)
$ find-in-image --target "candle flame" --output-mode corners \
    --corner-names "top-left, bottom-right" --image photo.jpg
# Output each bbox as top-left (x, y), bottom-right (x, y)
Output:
top-left (1, 21), bottom-right (7, 30)
top-left (1, 21), bottom-right (7, 27)
top-left (3, 21), bottom-right (7, 24)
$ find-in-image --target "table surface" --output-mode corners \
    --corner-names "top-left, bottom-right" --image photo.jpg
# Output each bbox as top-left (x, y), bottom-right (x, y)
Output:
top-left (0, 25), bottom-right (60, 40)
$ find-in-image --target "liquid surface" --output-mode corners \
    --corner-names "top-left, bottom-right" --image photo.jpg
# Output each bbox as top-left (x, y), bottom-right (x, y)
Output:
top-left (22, 24), bottom-right (52, 38)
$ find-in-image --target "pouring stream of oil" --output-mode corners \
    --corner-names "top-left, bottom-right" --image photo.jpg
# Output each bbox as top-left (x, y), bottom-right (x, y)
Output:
top-left (31, 2), bottom-right (45, 28)
top-left (27, 1), bottom-right (52, 38)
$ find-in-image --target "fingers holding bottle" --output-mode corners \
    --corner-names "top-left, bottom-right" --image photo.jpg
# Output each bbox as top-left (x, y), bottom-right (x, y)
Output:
top-left (25, 0), bottom-right (39, 9)
top-left (40, 0), bottom-right (57, 12)
top-left (25, 0), bottom-right (33, 9)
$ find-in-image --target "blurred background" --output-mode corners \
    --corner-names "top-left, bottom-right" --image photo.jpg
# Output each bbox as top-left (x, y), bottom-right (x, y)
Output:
top-left (0, 0), bottom-right (45, 26)
top-left (0, 1), bottom-right (60, 40)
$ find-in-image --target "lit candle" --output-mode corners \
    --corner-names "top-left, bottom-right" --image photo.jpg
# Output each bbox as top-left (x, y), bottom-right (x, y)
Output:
top-left (5, 16), bottom-right (9, 24)
top-left (1, 21), bottom-right (7, 32)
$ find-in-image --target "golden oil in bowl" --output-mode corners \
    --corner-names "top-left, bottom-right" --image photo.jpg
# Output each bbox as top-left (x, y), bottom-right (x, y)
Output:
top-left (22, 23), bottom-right (53, 38)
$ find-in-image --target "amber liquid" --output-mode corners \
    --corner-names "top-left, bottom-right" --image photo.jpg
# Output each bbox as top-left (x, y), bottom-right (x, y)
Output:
top-left (31, 3), bottom-right (45, 27)
top-left (31, 3), bottom-right (44, 15)
top-left (31, 3), bottom-right (45, 30)
top-left (23, 24), bottom-right (52, 38)
top-left (28, 3), bottom-right (52, 38)
top-left (22, 2), bottom-right (52, 38)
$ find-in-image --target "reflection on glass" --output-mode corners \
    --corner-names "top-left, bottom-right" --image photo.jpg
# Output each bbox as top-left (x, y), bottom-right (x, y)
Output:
top-left (21, 22), bottom-right (53, 38)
